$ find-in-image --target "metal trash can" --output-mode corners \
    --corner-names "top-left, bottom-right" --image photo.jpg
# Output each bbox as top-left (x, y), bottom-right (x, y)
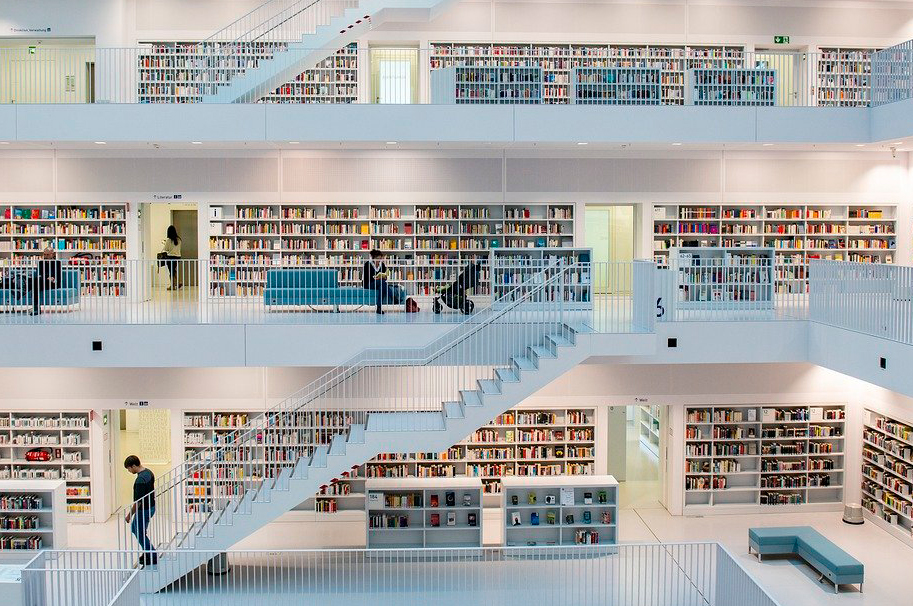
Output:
top-left (207, 552), bottom-right (230, 575)
top-left (842, 503), bottom-right (864, 525)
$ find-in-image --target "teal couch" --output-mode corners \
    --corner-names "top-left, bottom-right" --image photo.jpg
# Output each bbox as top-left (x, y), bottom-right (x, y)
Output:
top-left (749, 526), bottom-right (863, 593)
top-left (263, 268), bottom-right (377, 310)
top-left (0, 268), bottom-right (81, 310)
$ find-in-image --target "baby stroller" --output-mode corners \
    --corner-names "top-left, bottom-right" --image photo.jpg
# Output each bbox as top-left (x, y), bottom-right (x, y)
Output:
top-left (432, 262), bottom-right (482, 315)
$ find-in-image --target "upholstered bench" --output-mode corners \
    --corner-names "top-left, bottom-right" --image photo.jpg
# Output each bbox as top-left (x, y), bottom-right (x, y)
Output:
top-left (0, 268), bottom-right (81, 311)
top-left (263, 268), bottom-right (377, 311)
top-left (749, 526), bottom-right (863, 593)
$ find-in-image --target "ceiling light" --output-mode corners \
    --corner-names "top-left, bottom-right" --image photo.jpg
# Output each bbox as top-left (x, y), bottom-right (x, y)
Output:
top-left (855, 144), bottom-right (865, 147)
top-left (191, 141), bottom-right (202, 145)
top-left (672, 142), bottom-right (682, 146)
top-left (895, 142), bottom-right (904, 145)
top-left (386, 141), bottom-right (397, 145)
top-left (0, 142), bottom-right (8, 145)
top-left (288, 141), bottom-right (300, 144)
top-left (762, 143), bottom-right (774, 146)
top-left (577, 142), bottom-right (588, 146)
top-left (94, 141), bottom-right (106, 145)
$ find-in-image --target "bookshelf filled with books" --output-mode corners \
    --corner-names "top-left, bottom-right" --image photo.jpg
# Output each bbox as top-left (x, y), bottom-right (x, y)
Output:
top-left (638, 405), bottom-right (660, 457)
top-left (816, 47), bottom-right (877, 107)
top-left (138, 42), bottom-right (357, 103)
top-left (0, 480), bottom-right (66, 555)
top-left (683, 403), bottom-right (846, 513)
top-left (501, 476), bottom-right (618, 546)
top-left (430, 66), bottom-right (544, 104)
top-left (430, 43), bottom-right (744, 105)
top-left (685, 68), bottom-right (776, 106)
top-left (206, 203), bottom-right (577, 297)
top-left (0, 203), bottom-right (128, 296)
top-left (0, 412), bottom-right (95, 521)
top-left (861, 409), bottom-right (913, 547)
top-left (669, 247), bottom-right (775, 310)
top-left (365, 478), bottom-right (483, 548)
top-left (652, 203), bottom-right (897, 292)
top-left (490, 248), bottom-right (591, 307)
top-left (570, 66), bottom-right (662, 104)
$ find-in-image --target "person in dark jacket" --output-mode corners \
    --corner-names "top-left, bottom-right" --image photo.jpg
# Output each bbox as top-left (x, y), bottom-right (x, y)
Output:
top-left (30, 248), bottom-right (62, 316)
top-left (124, 455), bottom-right (157, 567)
top-left (362, 249), bottom-right (407, 314)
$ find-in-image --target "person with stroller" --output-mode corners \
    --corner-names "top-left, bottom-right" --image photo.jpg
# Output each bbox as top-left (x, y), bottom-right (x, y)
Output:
top-left (362, 249), bottom-right (419, 314)
top-left (432, 261), bottom-right (482, 315)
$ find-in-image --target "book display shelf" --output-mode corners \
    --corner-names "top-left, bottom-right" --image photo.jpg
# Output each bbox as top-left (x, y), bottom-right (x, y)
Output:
top-left (365, 478), bottom-right (482, 548)
top-left (570, 67), bottom-right (661, 104)
top-left (816, 48), bottom-right (877, 107)
top-left (0, 480), bottom-right (66, 556)
top-left (501, 476), bottom-right (618, 547)
top-left (430, 43), bottom-right (744, 105)
top-left (638, 405), bottom-right (660, 457)
top-left (670, 247), bottom-right (774, 310)
top-left (138, 42), bottom-right (357, 103)
top-left (861, 409), bottom-right (913, 548)
top-left (652, 203), bottom-right (897, 292)
top-left (0, 413), bottom-right (94, 521)
top-left (685, 68), bottom-right (776, 105)
top-left (683, 403), bottom-right (846, 514)
top-left (0, 203), bottom-right (128, 296)
top-left (490, 248), bottom-right (591, 307)
top-left (872, 42), bottom-right (913, 106)
top-left (207, 203), bottom-right (576, 297)
top-left (430, 66), bottom-right (544, 104)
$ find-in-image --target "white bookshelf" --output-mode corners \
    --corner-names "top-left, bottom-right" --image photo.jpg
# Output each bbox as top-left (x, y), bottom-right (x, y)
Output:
top-left (816, 47), bottom-right (876, 107)
top-left (683, 403), bottom-right (846, 513)
top-left (569, 67), bottom-right (661, 104)
top-left (366, 478), bottom-right (482, 549)
top-left (652, 203), bottom-right (897, 292)
top-left (207, 203), bottom-right (577, 297)
top-left (861, 409), bottom-right (913, 548)
top-left (638, 405), bottom-right (660, 457)
top-left (501, 476), bottom-right (618, 546)
top-left (0, 413), bottom-right (94, 521)
top-left (0, 203), bottom-right (127, 296)
top-left (490, 247), bottom-right (591, 307)
top-left (872, 42), bottom-right (913, 106)
top-left (0, 480), bottom-right (66, 556)
top-left (430, 66), bottom-right (544, 104)
top-left (138, 42), bottom-right (357, 104)
top-left (685, 67), bottom-right (776, 106)
top-left (670, 247), bottom-right (775, 310)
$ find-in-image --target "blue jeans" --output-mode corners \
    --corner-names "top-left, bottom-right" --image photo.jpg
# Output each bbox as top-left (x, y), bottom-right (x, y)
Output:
top-left (369, 280), bottom-right (405, 312)
top-left (131, 506), bottom-right (156, 563)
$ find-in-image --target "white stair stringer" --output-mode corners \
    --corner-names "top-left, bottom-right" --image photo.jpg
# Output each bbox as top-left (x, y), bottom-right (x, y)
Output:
top-left (138, 323), bottom-right (591, 593)
top-left (204, 0), bottom-right (459, 103)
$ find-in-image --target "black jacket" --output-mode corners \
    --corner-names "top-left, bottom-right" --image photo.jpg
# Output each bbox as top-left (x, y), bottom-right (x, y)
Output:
top-left (362, 261), bottom-right (387, 289)
top-left (36, 260), bottom-right (62, 290)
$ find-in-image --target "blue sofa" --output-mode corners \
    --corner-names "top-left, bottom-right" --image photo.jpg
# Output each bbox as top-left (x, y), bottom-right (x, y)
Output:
top-left (263, 268), bottom-right (377, 310)
top-left (749, 526), bottom-right (863, 593)
top-left (0, 268), bottom-right (81, 310)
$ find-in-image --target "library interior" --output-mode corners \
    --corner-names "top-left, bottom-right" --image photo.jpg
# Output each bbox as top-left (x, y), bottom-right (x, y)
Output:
top-left (2, 0), bottom-right (913, 605)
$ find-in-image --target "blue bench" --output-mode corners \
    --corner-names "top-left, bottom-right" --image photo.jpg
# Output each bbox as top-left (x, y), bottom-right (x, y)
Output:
top-left (0, 268), bottom-right (81, 310)
top-left (749, 526), bottom-right (863, 593)
top-left (263, 268), bottom-right (377, 310)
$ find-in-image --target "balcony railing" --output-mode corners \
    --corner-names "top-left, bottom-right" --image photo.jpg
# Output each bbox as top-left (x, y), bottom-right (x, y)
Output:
top-left (0, 46), bottom-right (888, 107)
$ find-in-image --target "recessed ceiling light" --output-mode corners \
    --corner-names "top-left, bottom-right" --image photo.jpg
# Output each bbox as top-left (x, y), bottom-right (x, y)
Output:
top-left (0, 142), bottom-right (9, 145)
top-left (895, 142), bottom-right (904, 145)
top-left (94, 141), bottom-right (106, 145)
top-left (855, 144), bottom-right (865, 147)
top-left (672, 142), bottom-right (682, 146)
top-left (386, 141), bottom-right (397, 145)
top-left (288, 141), bottom-right (300, 145)
top-left (762, 143), bottom-right (774, 146)
top-left (191, 141), bottom-right (202, 145)
top-left (577, 142), bottom-right (588, 146)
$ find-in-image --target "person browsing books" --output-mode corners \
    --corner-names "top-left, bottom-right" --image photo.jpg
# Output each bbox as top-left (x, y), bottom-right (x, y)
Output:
top-left (157, 225), bottom-right (182, 291)
top-left (362, 249), bottom-right (419, 314)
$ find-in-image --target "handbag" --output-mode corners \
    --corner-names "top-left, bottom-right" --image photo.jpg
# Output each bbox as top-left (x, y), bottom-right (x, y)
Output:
top-left (405, 298), bottom-right (420, 313)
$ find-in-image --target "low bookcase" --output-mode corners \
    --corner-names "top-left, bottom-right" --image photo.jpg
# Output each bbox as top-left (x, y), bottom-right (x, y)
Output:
top-left (0, 480), bottom-right (66, 558)
top-left (365, 478), bottom-right (483, 549)
top-left (501, 476), bottom-right (618, 547)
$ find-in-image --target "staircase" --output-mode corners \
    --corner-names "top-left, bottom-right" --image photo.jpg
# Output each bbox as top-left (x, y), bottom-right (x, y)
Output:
top-left (198, 0), bottom-right (458, 103)
top-left (120, 266), bottom-right (594, 593)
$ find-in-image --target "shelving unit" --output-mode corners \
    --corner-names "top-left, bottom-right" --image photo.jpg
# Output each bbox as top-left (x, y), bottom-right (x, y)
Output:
top-left (430, 43), bottom-right (744, 105)
top-left (570, 67), bottom-right (661, 104)
top-left (638, 405), bottom-right (660, 457)
top-left (365, 478), bottom-right (482, 548)
top-left (670, 247), bottom-right (774, 310)
top-left (501, 476), bottom-right (618, 546)
top-left (683, 403), bottom-right (846, 514)
top-left (138, 42), bottom-right (357, 103)
top-left (0, 203), bottom-right (128, 296)
top-left (652, 203), bottom-right (897, 292)
top-left (872, 42), bottom-right (913, 106)
top-left (0, 480), bottom-right (66, 556)
top-left (685, 68), bottom-right (776, 105)
top-left (0, 413), bottom-right (94, 521)
top-left (861, 409), bottom-right (913, 547)
top-left (431, 66), bottom-right (543, 104)
top-left (816, 47), bottom-right (877, 107)
top-left (490, 248), bottom-right (591, 307)
top-left (206, 203), bottom-right (576, 297)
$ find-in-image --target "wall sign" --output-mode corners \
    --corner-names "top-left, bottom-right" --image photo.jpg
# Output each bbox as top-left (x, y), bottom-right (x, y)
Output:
top-left (10, 27), bottom-right (51, 33)
top-left (124, 400), bottom-right (150, 408)
top-left (153, 194), bottom-right (183, 201)
top-left (774, 35), bottom-right (790, 44)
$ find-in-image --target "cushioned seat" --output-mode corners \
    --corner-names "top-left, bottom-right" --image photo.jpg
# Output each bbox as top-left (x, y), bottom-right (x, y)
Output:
top-left (0, 269), bottom-right (81, 309)
top-left (263, 268), bottom-right (377, 309)
top-left (749, 526), bottom-right (863, 593)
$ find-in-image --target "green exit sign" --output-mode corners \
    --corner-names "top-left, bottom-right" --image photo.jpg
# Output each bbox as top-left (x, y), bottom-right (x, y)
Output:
top-left (28, 46), bottom-right (37, 54)
top-left (774, 35), bottom-right (790, 44)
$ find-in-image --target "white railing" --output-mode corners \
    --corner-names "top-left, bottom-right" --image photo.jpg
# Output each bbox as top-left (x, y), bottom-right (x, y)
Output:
top-left (0, 47), bottom-right (881, 107)
top-left (115, 263), bottom-right (590, 556)
top-left (204, 0), bottom-right (358, 46)
top-left (872, 40), bottom-right (913, 106)
top-left (23, 543), bottom-right (781, 606)
top-left (809, 260), bottom-right (913, 345)
top-left (21, 551), bottom-right (138, 606)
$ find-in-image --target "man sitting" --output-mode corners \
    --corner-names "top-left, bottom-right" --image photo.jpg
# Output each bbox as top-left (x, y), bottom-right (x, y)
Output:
top-left (29, 248), bottom-right (62, 316)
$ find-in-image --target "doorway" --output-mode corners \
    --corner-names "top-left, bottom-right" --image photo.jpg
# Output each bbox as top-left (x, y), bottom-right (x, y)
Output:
top-left (371, 47), bottom-right (418, 103)
top-left (754, 50), bottom-right (806, 106)
top-left (113, 409), bottom-right (172, 510)
top-left (584, 205), bottom-right (635, 293)
top-left (141, 202), bottom-right (199, 294)
top-left (0, 37), bottom-right (95, 103)
top-left (613, 405), bottom-right (664, 510)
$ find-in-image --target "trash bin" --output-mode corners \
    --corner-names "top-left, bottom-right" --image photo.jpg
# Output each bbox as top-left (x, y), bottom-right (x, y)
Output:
top-left (207, 552), bottom-right (230, 575)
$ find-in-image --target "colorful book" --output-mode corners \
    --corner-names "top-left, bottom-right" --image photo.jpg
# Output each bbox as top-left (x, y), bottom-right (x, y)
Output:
top-left (430, 513), bottom-right (440, 527)
top-left (583, 510), bottom-right (591, 524)
top-left (546, 510), bottom-right (556, 525)
top-left (446, 512), bottom-right (456, 526)
top-left (445, 491), bottom-right (455, 506)
top-left (430, 494), bottom-right (439, 508)
top-left (468, 513), bottom-right (477, 527)
top-left (511, 511), bottom-right (521, 526)
top-left (530, 512), bottom-right (539, 526)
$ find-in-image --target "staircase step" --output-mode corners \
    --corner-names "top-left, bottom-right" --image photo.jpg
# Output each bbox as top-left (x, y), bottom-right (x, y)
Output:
top-left (530, 345), bottom-right (557, 362)
top-left (366, 411), bottom-right (445, 432)
top-left (546, 333), bottom-right (574, 348)
top-left (567, 321), bottom-right (595, 334)
top-left (329, 434), bottom-right (347, 456)
top-left (460, 390), bottom-right (483, 408)
top-left (495, 367), bottom-right (519, 383)
top-left (273, 466), bottom-right (293, 491)
top-left (348, 423), bottom-right (366, 444)
top-left (291, 456), bottom-right (310, 480)
top-left (512, 355), bottom-right (536, 372)
top-left (477, 379), bottom-right (501, 395)
top-left (443, 401), bottom-right (465, 419)
top-left (310, 445), bottom-right (329, 468)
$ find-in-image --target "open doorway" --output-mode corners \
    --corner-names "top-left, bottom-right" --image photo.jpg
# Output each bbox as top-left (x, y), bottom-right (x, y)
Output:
top-left (371, 47), bottom-right (419, 103)
top-left (112, 409), bottom-right (172, 511)
top-left (140, 202), bottom-right (199, 297)
top-left (585, 205), bottom-right (635, 294)
top-left (607, 405), bottom-right (665, 510)
top-left (754, 49), bottom-right (808, 106)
